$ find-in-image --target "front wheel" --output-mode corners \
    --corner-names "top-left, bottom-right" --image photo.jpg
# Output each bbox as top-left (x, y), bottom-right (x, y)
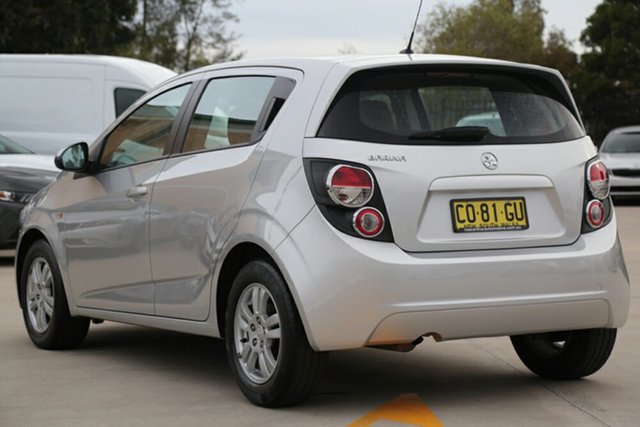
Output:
top-left (225, 260), bottom-right (325, 407)
top-left (511, 328), bottom-right (617, 380)
top-left (20, 240), bottom-right (90, 349)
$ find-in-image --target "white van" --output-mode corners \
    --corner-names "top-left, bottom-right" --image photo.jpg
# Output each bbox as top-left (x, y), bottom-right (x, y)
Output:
top-left (0, 55), bottom-right (176, 154)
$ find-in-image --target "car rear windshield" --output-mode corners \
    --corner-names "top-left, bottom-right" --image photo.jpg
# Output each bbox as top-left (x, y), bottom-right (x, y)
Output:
top-left (317, 67), bottom-right (585, 145)
top-left (601, 132), bottom-right (640, 153)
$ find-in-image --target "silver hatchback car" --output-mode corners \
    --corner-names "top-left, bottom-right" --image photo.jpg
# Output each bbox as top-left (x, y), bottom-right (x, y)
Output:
top-left (16, 55), bottom-right (630, 407)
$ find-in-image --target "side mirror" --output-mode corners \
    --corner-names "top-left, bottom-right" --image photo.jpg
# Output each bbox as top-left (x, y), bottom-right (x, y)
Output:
top-left (55, 142), bottom-right (89, 172)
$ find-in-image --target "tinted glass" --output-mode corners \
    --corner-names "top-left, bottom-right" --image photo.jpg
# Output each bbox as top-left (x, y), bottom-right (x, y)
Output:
top-left (114, 88), bottom-right (147, 117)
top-left (182, 76), bottom-right (275, 153)
top-left (601, 133), bottom-right (640, 153)
top-left (318, 68), bottom-right (584, 145)
top-left (100, 84), bottom-right (191, 168)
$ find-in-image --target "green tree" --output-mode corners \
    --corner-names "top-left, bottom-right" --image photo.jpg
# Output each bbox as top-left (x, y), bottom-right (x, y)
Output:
top-left (417, 0), bottom-right (577, 80)
top-left (132, 0), bottom-right (242, 72)
top-left (574, 0), bottom-right (640, 143)
top-left (0, 0), bottom-right (137, 54)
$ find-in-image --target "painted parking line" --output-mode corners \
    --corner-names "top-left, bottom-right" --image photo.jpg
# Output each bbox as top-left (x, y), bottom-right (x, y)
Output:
top-left (348, 393), bottom-right (443, 426)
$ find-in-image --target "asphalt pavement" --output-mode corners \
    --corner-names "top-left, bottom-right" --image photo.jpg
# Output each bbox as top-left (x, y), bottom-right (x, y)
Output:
top-left (1, 204), bottom-right (639, 426)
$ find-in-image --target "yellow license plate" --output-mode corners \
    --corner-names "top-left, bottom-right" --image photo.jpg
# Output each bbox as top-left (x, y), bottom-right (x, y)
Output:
top-left (450, 198), bottom-right (529, 233)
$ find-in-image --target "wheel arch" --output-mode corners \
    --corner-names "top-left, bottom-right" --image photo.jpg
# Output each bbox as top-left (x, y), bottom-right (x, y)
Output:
top-left (216, 241), bottom-right (306, 340)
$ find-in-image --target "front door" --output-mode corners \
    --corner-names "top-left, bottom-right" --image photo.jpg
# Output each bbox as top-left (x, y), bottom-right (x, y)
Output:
top-left (62, 83), bottom-right (193, 314)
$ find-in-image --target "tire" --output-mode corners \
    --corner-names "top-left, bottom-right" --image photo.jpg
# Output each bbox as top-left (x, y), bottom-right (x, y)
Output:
top-left (225, 260), bottom-right (325, 407)
top-left (20, 240), bottom-right (90, 349)
top-left (511, 328), bottom-right (617, 380)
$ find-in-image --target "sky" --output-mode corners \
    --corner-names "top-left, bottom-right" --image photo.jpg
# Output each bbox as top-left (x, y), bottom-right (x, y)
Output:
top-left (230, 0), bottom-right (603, 58)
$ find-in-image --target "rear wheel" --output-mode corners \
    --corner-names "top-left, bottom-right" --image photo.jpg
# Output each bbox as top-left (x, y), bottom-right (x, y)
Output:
top-left (225, 260), bottom-right (325, 407)
top-left (511, 328), bottom-right (616, 379)
top-left (20, 240), bottom-right (89, 349)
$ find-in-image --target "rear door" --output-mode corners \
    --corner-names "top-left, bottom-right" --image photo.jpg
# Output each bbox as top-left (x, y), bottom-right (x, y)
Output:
top-left (307, 65), bottom-right (594, 252)
top-left (149, 68), bottom-right (298, 320)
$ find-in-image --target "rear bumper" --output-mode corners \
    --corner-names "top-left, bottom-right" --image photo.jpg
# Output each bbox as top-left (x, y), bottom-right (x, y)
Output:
top-left (276, 207), bottom-right (630, 351)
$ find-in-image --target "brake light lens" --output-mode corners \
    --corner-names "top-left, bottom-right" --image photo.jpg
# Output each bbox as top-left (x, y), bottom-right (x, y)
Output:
top-left (587, 160), bottom-right (609, 200)
top-left (585, 200), bottom-right (605, 228)
top-left (353, 207), bottom-right (384, 238)
top-left (326, 165), bottom-right (374, 207)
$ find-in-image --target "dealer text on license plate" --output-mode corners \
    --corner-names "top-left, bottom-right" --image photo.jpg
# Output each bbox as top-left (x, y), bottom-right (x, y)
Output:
top-left (450, 198), bottom-right (529, 233)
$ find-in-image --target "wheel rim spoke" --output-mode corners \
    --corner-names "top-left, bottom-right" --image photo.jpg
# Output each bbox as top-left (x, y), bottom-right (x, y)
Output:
top-left (42, 263), bottom-right (52, 286)
top-left (26, 285), bottom-right (35, 301)
top-left (44, 294), bottom-right (54, 309)
top-left (36, 305), bottom-right (47, 330)
top-left (240, 343), bottom-right (251, 363)
top-left (237, 316), bottom-right (250, 332)
top-left (239, 302), bottom-right (252, 323)
top-left (251, 287), bottom-right (260, 315)
top-left (265, 327), bottom-right (280, 340)
top-left (265, 313), bottom-right (279, 329)
top-left (258, 287), bottom-right (269, 314)
top-left (43, 299), bottom-right (54, 316)
top-left (258, 352), bottom-right (271, 377)
top-left (247, 348), bottom-right (258, 370)
top-left (263, 349), bottom-right (277, 375)
top-left (29, 268), bottom-right (39, 289)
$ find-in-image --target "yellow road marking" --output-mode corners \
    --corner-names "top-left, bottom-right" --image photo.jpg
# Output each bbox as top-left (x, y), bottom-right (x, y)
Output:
top-left (348, 393), bottom-right (443, 426)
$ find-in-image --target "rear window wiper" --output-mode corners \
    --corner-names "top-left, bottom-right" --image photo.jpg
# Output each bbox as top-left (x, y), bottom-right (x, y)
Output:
top-left (408, 126), bottom-right (489, 142)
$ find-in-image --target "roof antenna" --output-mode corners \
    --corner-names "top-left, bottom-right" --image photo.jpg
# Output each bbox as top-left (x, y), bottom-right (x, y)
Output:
top-left (400, 0), bottom-right (424, 54)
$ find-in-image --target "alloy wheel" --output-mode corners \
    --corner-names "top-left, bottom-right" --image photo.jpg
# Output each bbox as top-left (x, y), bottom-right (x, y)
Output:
top-left (26, 257), bottom-right (55, 333)
top-left (233, 283), bottom-right (281, 384)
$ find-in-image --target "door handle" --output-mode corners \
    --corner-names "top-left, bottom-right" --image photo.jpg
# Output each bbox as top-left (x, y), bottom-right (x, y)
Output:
top-left (126, 185), bottom-right (148, 198)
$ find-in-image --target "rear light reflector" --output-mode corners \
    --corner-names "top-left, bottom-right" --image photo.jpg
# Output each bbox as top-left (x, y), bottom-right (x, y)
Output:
top-left (353, 207), bottom-right (384, 238)
top-left (587, 161), bottom-right (610, 200)
top-left (585, 200), bottom-right (605, 228)
top-left (326, 165), bottom-right (374, 207)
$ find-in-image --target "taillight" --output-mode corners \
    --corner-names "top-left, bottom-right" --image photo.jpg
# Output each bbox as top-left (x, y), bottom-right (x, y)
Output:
top-left (353, 207), bottom-right (384, 237)
top-left (585, 200), bottom-right (605, 228)
top-left (304, 159), bottom-right (394, 242)
top-left (586, 160), bottom-right (609, 200)
top-left (582, 158), bottom-right (612, 233)
top-left (326, 165), bottom-right (373, 207)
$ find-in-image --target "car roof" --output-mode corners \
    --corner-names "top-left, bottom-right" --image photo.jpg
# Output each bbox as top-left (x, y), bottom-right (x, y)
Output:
top-left (178, 54), bottom-right (561, 78)
top-left (608, 125), bottom-right (640, 134)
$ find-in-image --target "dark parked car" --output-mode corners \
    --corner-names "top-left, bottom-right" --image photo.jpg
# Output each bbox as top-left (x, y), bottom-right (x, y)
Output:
top-left (0, 134), bottom-right (58, 251)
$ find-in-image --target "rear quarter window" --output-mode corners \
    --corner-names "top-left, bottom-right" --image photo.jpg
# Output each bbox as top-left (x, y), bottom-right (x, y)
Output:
top-left (318, 67), bottom-right (584, 145)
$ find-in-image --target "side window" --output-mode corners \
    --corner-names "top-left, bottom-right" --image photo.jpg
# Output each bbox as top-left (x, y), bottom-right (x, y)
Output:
top-left (100, 84), bottom-right (191, 169)
top-left (114, 88), bottom-right (147, 117)
top-left (182, 76), bottom-right (275, 154)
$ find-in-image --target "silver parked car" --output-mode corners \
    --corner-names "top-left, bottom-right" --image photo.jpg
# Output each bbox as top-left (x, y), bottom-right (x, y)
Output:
top-left (16, 55), bottom-right (630, 407)
top-left (599, 126), bottom-right (640, 197)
